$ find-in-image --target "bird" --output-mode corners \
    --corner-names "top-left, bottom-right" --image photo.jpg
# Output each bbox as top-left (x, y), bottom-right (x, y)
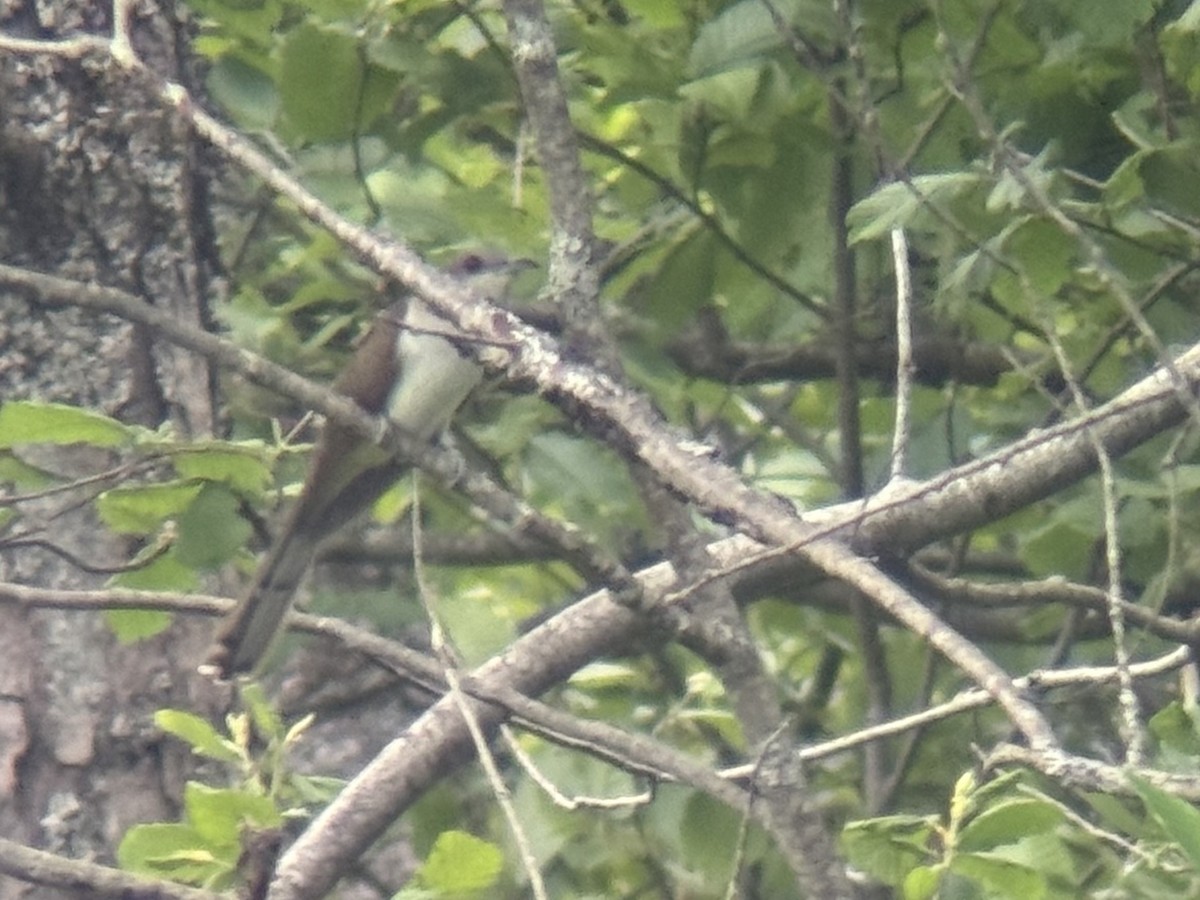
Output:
top-left (204, 252), bottom-right (527, 678)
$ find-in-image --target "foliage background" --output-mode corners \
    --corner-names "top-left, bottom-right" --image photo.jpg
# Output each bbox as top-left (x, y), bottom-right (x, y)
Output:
top-left (5, 0), bottom-right (1200, 898)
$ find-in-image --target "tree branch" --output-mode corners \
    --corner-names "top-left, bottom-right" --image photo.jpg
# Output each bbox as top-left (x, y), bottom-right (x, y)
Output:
top-left (0, 836), bottom-right (221, 900)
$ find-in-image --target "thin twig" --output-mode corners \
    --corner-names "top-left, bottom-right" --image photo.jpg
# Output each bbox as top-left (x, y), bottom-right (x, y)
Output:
top-left (718, 647), bottom-right (1190, 777)
top-left (410, 482), bottom-right (549, 900)
top-left (889, 227), bottom-right (915, 481)
top-left (503, 729), bottom-right (653, 810)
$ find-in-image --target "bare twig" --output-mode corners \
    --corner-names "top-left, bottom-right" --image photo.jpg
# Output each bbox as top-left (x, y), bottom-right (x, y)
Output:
top-left (986, 742), bottom-right (1200, 801)
top-left (719, 647), bottom-right (1190, 777)
top-left (0, 534), bottom-right (171, 576)
top-left (409, 483), bottom-right (548, 899)
top-left (503, 732), bottom-right (653, 811)
top-left (909, 566), bottom-right (1200, 644)
top-left (889, 227), bottom-right (915, 481)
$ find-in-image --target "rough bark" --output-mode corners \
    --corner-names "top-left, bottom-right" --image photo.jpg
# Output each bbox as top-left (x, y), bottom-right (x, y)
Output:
top-left (0, 3), bottom-right (219, 896)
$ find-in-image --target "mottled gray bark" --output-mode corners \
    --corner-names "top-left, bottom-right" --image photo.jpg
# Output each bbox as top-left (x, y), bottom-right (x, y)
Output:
top-left (0, 3), bottom-right (218, 896)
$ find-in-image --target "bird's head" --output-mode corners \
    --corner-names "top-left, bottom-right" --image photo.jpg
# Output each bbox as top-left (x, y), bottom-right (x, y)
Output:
top-left (446, 251), bottom-right (537, 299)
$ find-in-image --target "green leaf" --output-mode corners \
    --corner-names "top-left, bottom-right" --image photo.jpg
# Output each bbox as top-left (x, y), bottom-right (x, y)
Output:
top-left (105, 548), bottom-right (199, 640)
top-left (174, 484), bottom-right (252, 569)
top-left (1061, 0), bottom-right (1156, 47)
top-left (279, 22), bottom-right (361, 141)
top-left (423, 136), bottom-right (505, 190)
top-left (172, 442), bottom-right (273, 496)
top-left (1081, 790), bottom-right (1145, 837)
top-left (984, 832), bottom-right (1078, 885)
top-left (678, 67), bottom-right (767, 125)
top-left (521, 739), bottom-right (639, 813)
top-left (155, 710), bottom-right (242, 763)
top-left (751, 446), bottom-right (836, 505)
top-left (1104, 149), bottom-right (1149, 209)
top-left (0, 451), bottom-right (57, 488)
top-left (1130, 774), bottom-right (1200, 871)
top-left (1149, 701), bottom-right (1200, 761)
top-left (841, 815), bottom-right (936, 885)
top-left (417, 830), bottom-right (504, 894)
top-left (950, 850), bottom-right (1045, 900)
top-left (184, 782), bottom-right (281, 849)
top-left (624, 0), bottom-right (686, 27)
top-left (847, 172), bottom-right (983, 244)
top-left (902, 864), bottom-right (942, 900)
top-left (432, 584), bottom-right (517, 665)
top-left (676, 792), bottom-right (742, 883)
top-left (117, 822), bottom-right (219, 883)
top-left (688, 0), bottom-right (834, 78)
top-left (642, 230), bottom-right (718, 327)
top-left (1003, 217), bottom-right (1076, 296)
top-left (958, 798), bottom-right (1064, 852)
top-left (289, 773), bottom-right (346, 805)
top-left (569, 661), bottom-right (648, 691)
top-left (524, 432), bottom-right (643, 544)
top-left (109, 552), bottom-right (198, 592)
top-left (206, 55), bottom-right (279, 130)
top-left (985, 147), bottom-right (1056, 214)
top-left (1019, 496), bottom-right (1097, 579)
top-left (1138, 144), bottom-right (1200, 221)
top-left (675, 707), bottom-right (745, 751)
top-left (0, 401), bottom-right (131, 448)
top-left (184, 0), bottom-right (283, 47)
top-left (96, 482), bottom-right (204, 534)
top-left (392, 888), bottom-right (439, 900)
top-left (106, 608), bottom-right (174, 643)
top-left (279, 22), bottom-right (399, 142)
top-left (1163, 3), bottom-right (1200, 99)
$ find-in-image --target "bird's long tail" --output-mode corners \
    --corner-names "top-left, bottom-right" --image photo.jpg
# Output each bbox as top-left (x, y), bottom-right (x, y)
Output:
top-left (204, 512), bottom-right (318, 678)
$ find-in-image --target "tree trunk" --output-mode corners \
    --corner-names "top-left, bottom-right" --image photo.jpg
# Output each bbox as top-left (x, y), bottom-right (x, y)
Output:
top-left (0, 3), bottom-right (219, 895)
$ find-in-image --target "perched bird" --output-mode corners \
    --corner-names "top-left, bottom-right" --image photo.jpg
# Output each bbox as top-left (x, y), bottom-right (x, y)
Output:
top-left (205, 253), bottom-right (526, 678)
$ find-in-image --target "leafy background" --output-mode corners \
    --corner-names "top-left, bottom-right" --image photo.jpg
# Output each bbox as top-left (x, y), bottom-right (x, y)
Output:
top-left (7, 0), bottom-right (1200, 897)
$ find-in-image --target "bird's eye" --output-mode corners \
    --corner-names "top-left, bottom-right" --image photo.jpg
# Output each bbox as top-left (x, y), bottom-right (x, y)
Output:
top-left (458, 254), bottom-right (484, 274)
